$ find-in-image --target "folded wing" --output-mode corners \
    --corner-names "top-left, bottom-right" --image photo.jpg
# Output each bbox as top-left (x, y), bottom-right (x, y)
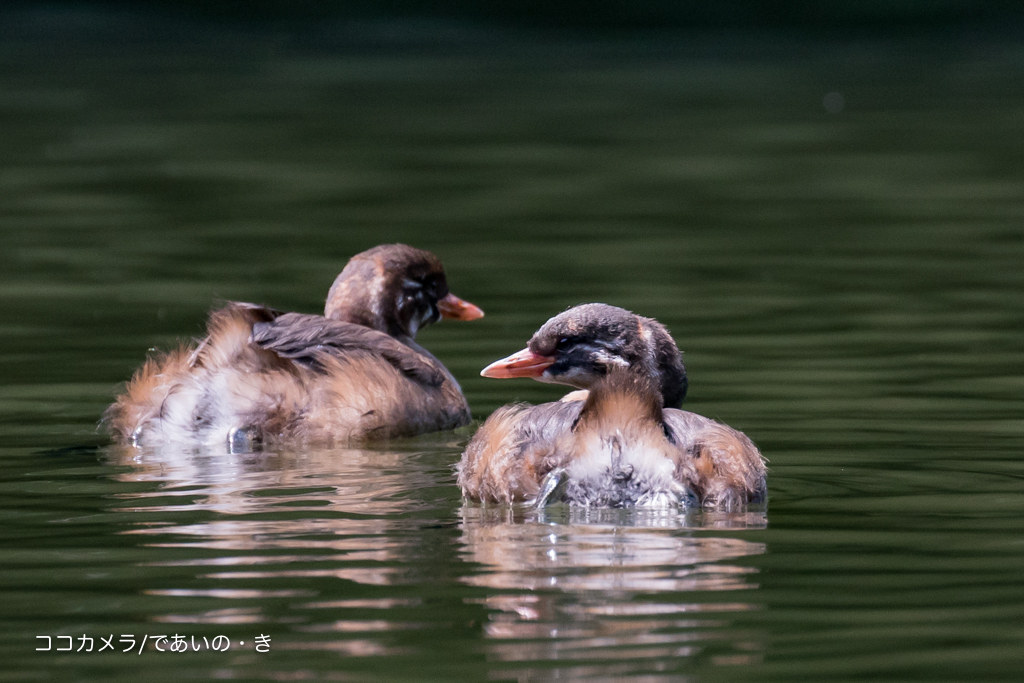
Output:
top-left (245, 309), bottom-right (445, 387)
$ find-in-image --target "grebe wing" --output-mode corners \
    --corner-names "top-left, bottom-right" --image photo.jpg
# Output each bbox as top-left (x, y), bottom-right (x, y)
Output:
top-left (250, 311), bottom-right (445, 387)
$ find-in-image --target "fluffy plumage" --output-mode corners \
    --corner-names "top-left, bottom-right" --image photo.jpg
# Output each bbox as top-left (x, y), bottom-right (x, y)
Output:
top-left (106, 245), bottom-right (480, 448)
top-left (458, 304), bottom-right (766, 510)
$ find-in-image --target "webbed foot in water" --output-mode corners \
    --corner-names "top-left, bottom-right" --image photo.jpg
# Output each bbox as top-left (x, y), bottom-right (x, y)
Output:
top-left (531, 468), bottom-right (569, 508)
top-left (227, 426), bottom-right (261, 454)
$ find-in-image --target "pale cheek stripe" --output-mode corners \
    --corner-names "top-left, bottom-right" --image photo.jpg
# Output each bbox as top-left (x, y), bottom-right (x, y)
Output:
top-left (593, 350), bottom-right (630, 368)
top-left (370, 275), bottom-right (385, 320)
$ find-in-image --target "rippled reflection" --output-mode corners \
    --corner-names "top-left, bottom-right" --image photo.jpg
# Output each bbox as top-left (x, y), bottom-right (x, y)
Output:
top-left (109, 444), bottom-right (437, 516)
top-left (104, 442), bottom-right (454, 649)
top-left (460, 505), bottom-right (767, 680)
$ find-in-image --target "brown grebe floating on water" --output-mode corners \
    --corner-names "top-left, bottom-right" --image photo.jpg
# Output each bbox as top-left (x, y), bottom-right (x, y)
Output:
top-left (457, 304), bottom-right (765, 509)
top-left (106, 244), bottom-right (483, 449)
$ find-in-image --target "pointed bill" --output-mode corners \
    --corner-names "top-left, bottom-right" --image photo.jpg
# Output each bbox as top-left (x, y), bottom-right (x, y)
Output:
top-left (480, 347), bottom-right (555, 379)
top-left (437, 292), bottom-right (484, 321)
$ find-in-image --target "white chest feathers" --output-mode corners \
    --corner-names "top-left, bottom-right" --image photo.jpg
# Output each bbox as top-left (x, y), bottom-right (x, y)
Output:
top-left (559, 429), bottom-right (686, 508)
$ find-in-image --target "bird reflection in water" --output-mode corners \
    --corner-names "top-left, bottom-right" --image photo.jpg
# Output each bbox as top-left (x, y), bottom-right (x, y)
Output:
top-left (104, 442), bottom-right (455, 657)
top-left (459, 505), bottom-right (767, 680)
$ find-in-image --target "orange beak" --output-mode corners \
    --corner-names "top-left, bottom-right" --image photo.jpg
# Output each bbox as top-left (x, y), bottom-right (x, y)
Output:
top-left (437, 293), bottom-right (484, 321)
top-left (481, 348), bottom-right (555, 379)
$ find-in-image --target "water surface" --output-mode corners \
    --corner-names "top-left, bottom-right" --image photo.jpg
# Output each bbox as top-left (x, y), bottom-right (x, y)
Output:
top-left (2, 20), bottom-right (1024, 682)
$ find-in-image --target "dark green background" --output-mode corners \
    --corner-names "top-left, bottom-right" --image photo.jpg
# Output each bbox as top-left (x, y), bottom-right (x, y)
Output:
top-left (1, 7), bottom-right (1023, 682)
top-left (5, 0), bottom-right (1024, 28)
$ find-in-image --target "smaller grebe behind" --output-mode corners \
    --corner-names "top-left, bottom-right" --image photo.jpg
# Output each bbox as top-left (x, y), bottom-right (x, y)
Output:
top-left (106, 244), bottom-right (483, 449)
top-left (457, 304), bottom-right (765, 509)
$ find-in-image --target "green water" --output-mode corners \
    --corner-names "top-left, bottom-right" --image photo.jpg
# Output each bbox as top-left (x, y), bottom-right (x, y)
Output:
top-left (2, 22), bottom-right (1024, 682)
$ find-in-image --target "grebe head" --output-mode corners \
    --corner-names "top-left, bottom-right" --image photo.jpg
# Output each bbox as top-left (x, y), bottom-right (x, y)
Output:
top-left (481, 303), bottom-right (687, 408)
top-left (325, 244), bottom-right (482, 340)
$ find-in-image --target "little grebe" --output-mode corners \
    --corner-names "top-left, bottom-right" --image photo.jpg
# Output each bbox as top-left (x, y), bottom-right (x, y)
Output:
top-left (457, 304), bottom-right (765, 509)
top-left (106, 244), bottom-right (483, 449)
